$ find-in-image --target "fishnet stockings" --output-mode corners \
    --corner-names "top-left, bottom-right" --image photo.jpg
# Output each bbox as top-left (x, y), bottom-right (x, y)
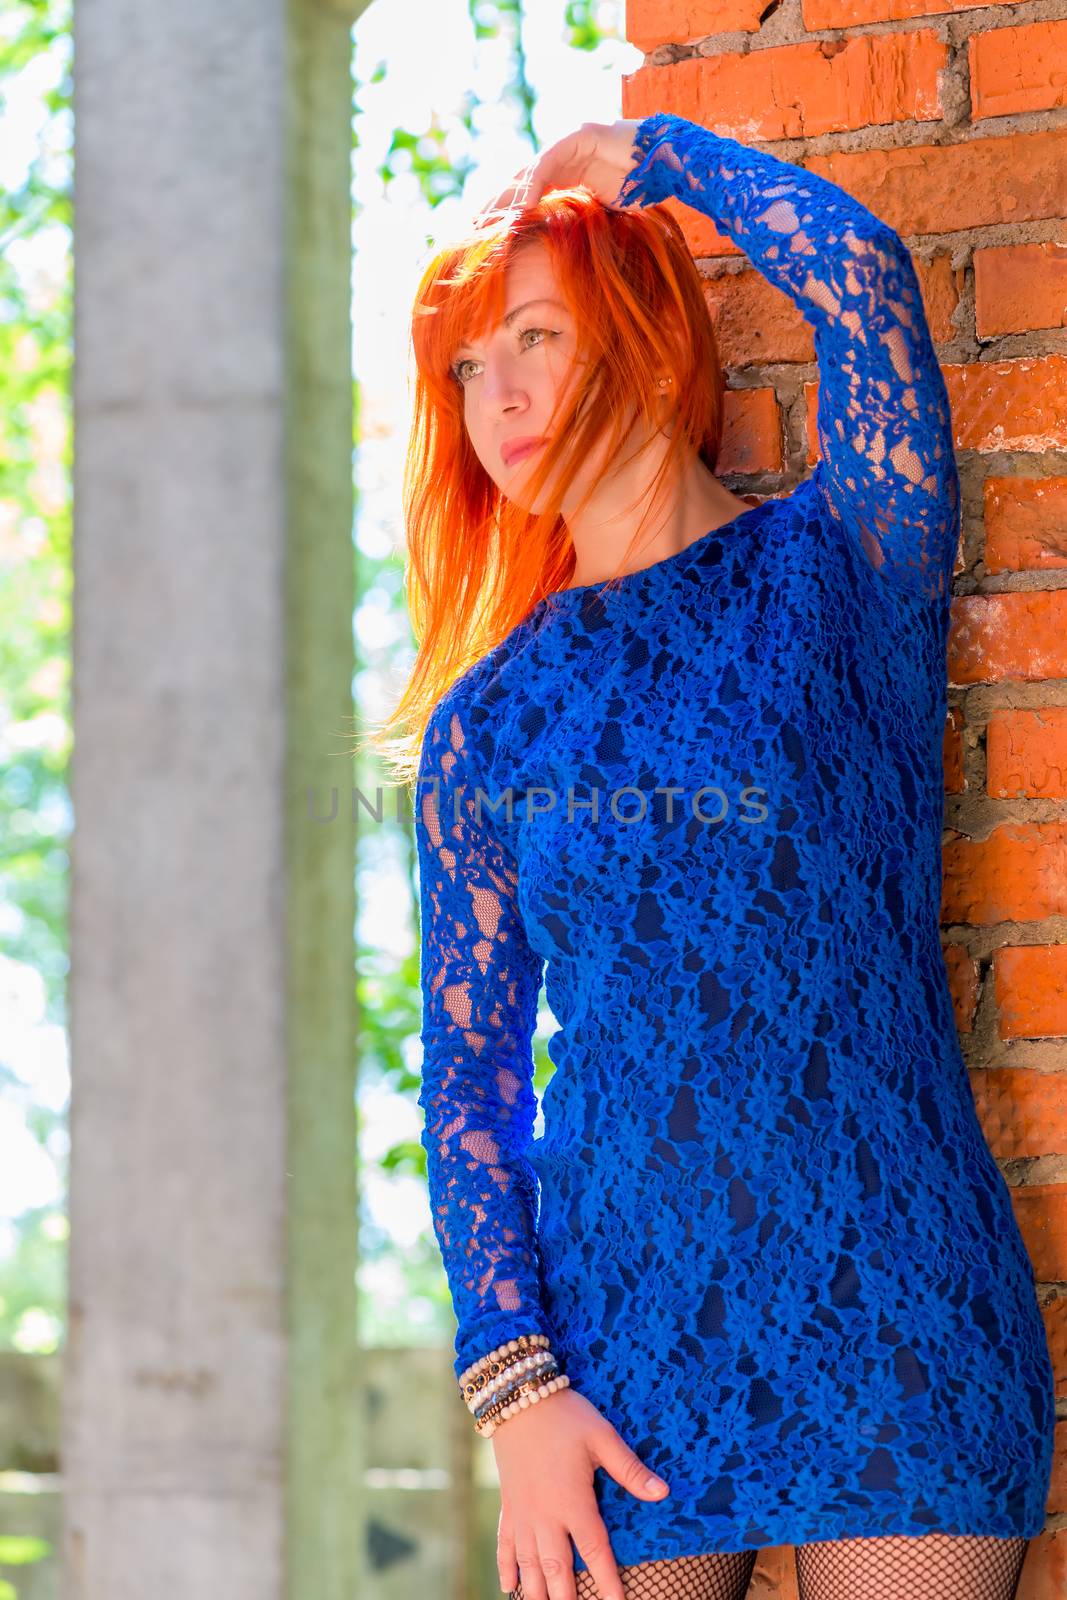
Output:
top-left (794, 1532), bottom-right (1030, 1599)
top-left (507, 1532), bottom-right (1031, 1599)
top-left (509, 1549), bottom-right (757, 1600)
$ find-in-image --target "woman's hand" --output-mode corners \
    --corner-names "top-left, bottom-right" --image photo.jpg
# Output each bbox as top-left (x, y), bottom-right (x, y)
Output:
top-left (492, 1386), bottom-right (670, 1600)
top-left (476, 119), bottom-right (647, 223)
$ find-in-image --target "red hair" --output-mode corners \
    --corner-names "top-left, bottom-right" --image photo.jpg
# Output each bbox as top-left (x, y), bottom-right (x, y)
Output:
top-left (361, 185), bottom-right (726, 785)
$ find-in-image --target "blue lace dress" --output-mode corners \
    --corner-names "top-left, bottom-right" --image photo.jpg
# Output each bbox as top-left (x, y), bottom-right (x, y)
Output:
top-left (413, 112), bottom-right (1055, 1570)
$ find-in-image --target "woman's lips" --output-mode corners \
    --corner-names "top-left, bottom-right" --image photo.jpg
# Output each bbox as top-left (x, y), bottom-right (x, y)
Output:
top-left (503, 439), bottom-right (544, 467)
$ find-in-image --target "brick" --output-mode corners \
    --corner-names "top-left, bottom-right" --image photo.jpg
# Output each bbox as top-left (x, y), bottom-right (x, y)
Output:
top-left (971, 21), bottom-right (1067, 119)
top-left (948, 593), bottom-right (1067, 686)
top-left (804, 129), bottom-right (1065, 236)
top-left (975, 242), bottom-right (1067, 338)
top-left (702, 274), bottom-right (814, 367)
top-left (970, 1065), bottom-right (1067, 1156)
top-left (1014, 1181), bottom-right (1067, 1283)
top-left (915, 251), bottom-right (964, 343)
top-left (988, 709), bottom-right (1067, 800)
top-left (943, 356), bottom-right (1067, 454)
top-left (944, 704), bottom-right (965, 795)
top-left (943, 938), bottom-right (977, 1028)
top-left (804, 0), bottom-right (1030, 25)
top-left (984, 478), bottom-right (1067, 575)
top-left (994, 945), bottom-right (1067, 1039)
top-left (718, 387), bottom-right (781, 474)
top-left (942, 822), bottom-right (1067, 923)
top-left (750, 1546), bottom-right (799, 1600)
top-left (625, 0), bottom-right (767, 51)
top-left (1049, 1452), bottom-right (1067, 1523)
top-left (622, 33), bottom-right (947, 140)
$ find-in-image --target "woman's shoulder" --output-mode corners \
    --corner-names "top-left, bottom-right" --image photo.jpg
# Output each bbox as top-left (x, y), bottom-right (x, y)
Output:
top-left (424, 606), bottom-right (548, 760)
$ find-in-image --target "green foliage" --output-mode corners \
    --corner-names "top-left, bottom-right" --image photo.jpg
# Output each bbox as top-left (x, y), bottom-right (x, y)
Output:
top-left (378, 117), bottom-right (478, 207)
top-left (0, 1534), bottom-right (51, 1566)
top-left (564, 0), bottom-right (611, 52)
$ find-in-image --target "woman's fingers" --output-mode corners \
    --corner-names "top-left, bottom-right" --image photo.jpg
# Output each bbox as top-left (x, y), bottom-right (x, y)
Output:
top-left (570, 1513), bottom-right (626, 1600)
top-left (512, 1526), bottom-right (554, 1600)
top-left (536, 1526), bottom-right (580, 1600)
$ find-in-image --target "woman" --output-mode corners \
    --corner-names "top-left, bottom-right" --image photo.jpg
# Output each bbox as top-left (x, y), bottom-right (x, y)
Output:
top-left (399, 114), bottom-right (1055, 1600)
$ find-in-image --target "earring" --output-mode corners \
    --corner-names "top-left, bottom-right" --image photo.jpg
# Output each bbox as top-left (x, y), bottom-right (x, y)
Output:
top-left (657, 376), bottom-right (672, 388)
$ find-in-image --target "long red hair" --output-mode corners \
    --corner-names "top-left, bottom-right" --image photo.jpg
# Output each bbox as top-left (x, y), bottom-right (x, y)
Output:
top-left (362, 185), bottom-right (726, 785)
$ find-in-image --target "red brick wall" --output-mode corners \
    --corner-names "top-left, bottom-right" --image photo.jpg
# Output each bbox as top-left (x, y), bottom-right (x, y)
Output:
top-left (620, 3), bottom-right (1067, 1593)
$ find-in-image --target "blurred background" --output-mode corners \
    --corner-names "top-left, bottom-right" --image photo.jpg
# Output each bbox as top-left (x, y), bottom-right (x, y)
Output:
top-left (0, 2), bottom-right (643, 1596)
top-left (7, 2), bottom-right (1065, 1597)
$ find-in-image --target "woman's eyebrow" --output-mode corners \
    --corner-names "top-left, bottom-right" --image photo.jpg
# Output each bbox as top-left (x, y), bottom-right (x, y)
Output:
top-left (454, 297), bottom-right (566, 353)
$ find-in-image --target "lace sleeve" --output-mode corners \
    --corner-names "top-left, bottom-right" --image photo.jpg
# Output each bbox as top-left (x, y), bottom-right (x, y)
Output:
top-left (615, 111), bottom-right (960, 607)
top-left (414, 690), bottom-right (557, 1381)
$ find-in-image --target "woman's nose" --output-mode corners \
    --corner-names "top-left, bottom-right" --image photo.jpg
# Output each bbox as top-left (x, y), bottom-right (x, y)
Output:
top-left (481, 360), bottom-right (526, 408)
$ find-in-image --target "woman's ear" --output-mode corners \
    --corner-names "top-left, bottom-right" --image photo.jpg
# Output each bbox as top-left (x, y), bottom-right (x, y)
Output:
top-left (654, 374), bottom-right (676, 436)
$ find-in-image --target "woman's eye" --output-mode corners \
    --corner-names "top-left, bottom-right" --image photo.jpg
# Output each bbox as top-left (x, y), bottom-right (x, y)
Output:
top-left (450, 326), bottom-right (556, 386)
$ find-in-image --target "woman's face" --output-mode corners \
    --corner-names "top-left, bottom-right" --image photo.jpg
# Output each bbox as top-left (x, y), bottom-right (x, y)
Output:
top-left (449, 241), bottom-right (607, 513)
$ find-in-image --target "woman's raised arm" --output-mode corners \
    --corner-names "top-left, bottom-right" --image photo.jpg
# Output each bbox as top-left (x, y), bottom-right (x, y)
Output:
top-left (614, 111), bottom-right (961, 608)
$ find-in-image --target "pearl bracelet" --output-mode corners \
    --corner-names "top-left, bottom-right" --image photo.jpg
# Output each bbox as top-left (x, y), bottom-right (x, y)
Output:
top-left (459, 1333), bottom-right (572, 1437)
top-left (467, 1346), bottom-right (557, 1415)
top-left (459, 1332), bottom-right (556, 1405)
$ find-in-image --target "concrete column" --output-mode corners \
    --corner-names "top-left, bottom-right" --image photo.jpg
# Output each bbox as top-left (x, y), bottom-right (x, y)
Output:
top-left (65, 2), bottom-right (365, 1595)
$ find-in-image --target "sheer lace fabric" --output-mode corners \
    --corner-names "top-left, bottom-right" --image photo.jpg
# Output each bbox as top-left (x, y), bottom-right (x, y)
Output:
top-left (414, 113), bottom-right (1055, 1574)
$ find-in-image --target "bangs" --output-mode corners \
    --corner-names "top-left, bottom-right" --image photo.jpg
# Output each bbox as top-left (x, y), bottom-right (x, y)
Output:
top-left (411, 228), bottom-right (523, 391)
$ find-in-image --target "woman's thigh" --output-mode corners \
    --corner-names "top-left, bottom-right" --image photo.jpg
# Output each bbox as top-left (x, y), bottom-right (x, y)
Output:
top-left (794, 1531), bottom-right (1031, 1600)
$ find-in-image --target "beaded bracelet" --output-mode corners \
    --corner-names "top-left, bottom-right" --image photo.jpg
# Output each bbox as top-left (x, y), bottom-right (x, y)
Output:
top-left (459, 1333), bottom-right (573, 1438)
top-left (474, 1371), bottom-right (571, 1437)
top-left (459, 1332), bottom-right (553, 1404)
top-left (470, 1346), bottom-right (559, 1419)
